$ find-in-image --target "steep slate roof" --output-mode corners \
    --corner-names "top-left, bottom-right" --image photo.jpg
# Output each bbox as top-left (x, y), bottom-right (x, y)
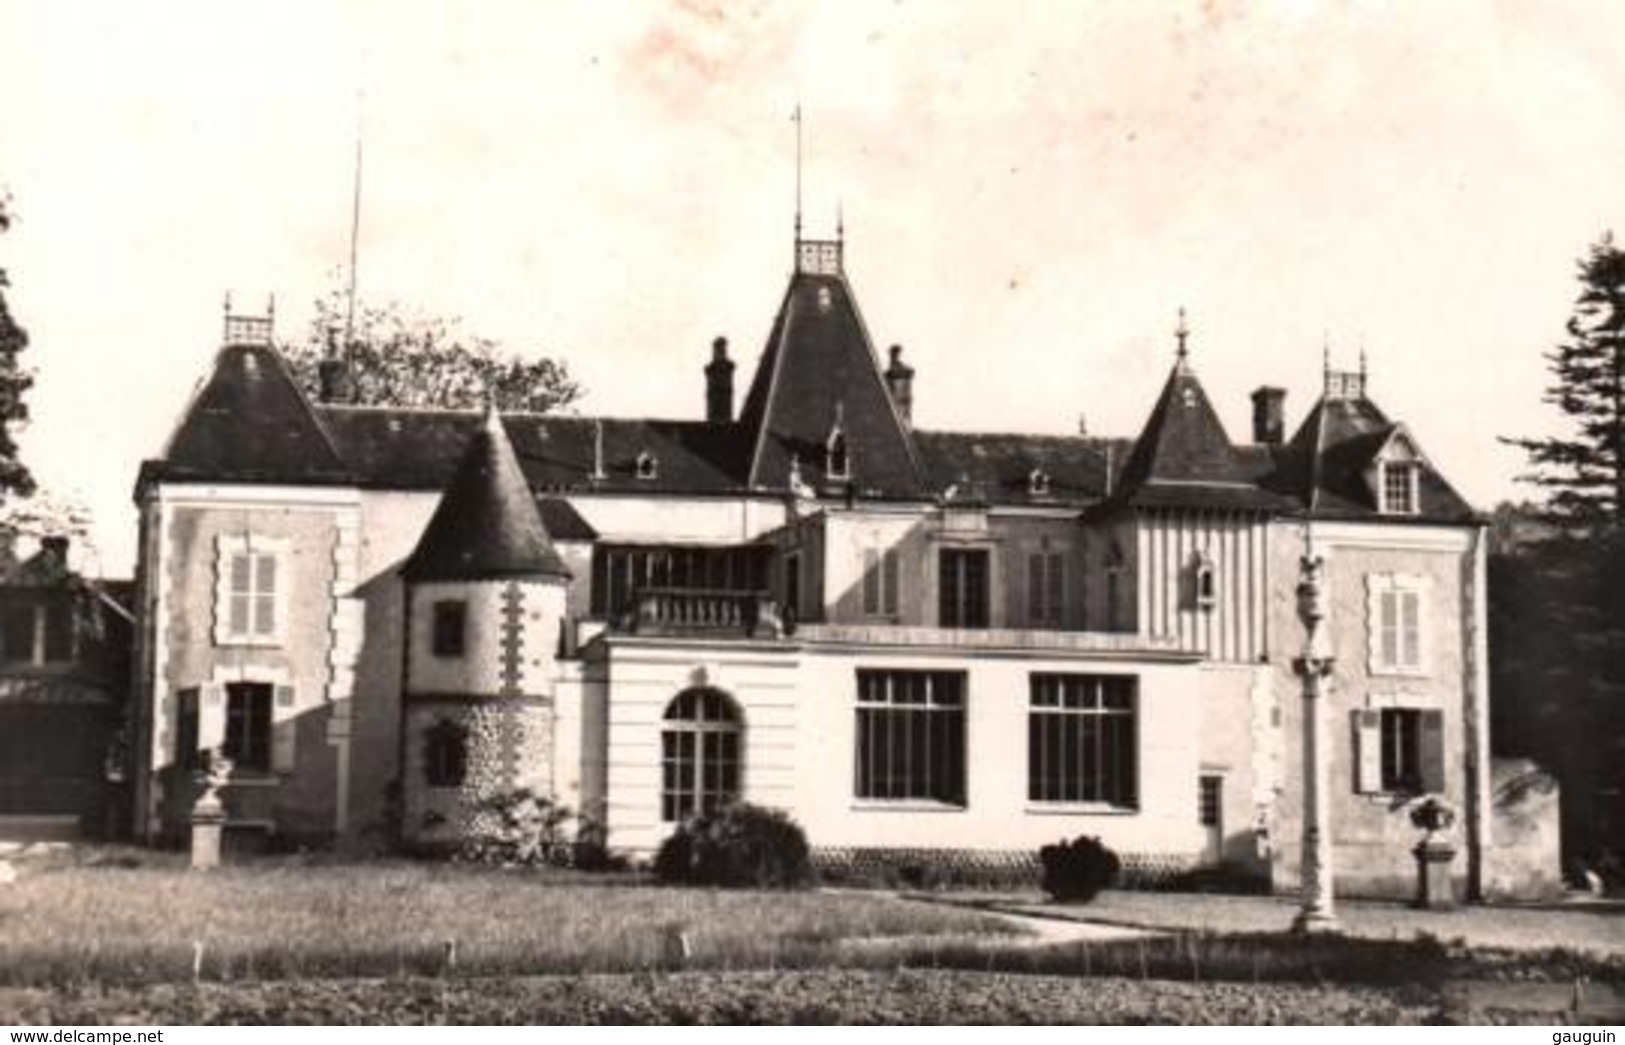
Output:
top-left (402, 407), bottom-right (570, 581)
top-left (159, 343), bottom-right (351, 485)
top-left (316, 407), bottom-right (748, 495)
top-left (1281, 391), bottom-right (1477, 523)
top-left (143, 263), bottom-right (1475, 527)
top-left (736, 272), bottom-right (930, 498)
top-left (916, 431), bottom-right (1132, 507)
top-left (1112, 356), bottom-right (1289, 512)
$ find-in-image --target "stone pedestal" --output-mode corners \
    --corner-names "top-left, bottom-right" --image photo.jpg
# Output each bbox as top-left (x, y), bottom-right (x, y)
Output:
top-left (1414, 839), bottom-right (1458, 910)
top-left (190, 807), bottom-right (224, 870)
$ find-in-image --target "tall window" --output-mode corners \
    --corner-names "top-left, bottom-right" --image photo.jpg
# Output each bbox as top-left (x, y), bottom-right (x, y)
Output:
top-left (223, 682), bottom-right (273, 772)
top-left (1027, 674), bottom-right (1138, 808)
top-left (1353, 706), bottom-right (1444, 795)
top-left (432, 600), bottom-right (467, 658)
top-left (939, 548), bottom-right (989, 628)
top-left (855, 670), bottom-right (966, 804)
top-left (1369, 575), bottom-right (1426, 674)
top-left (216, 537), bottom-right (283, 645)
top-left (1027, 550), bottom-right (1065, 628)
top-left (424, 719), bottom-right (468, 787)
top-left (1381, 461), bottom-right (1418, 515)
top-left (862, 547), bottom-right (900, 618)
top-left (661, 688), bottom-right (742, 821)
top-left (1381, 708), bottom-right (1422, 793)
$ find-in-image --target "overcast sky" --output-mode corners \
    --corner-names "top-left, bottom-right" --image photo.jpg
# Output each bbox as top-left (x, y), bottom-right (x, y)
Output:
top-left (5, 0), bottom-right (1624, 576)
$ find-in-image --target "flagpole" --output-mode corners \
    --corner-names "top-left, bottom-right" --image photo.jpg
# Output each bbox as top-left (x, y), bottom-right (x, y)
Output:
top-left (344, 92), bottom-right (364, 355)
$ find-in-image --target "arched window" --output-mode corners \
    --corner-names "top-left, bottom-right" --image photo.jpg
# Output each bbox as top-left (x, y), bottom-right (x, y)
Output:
top-left (1192, 551), bottom-right (1217, 612)
top-left (424, 718), bottom-right (468, 788)
top-left (661, 687), bottom-right (742, 821)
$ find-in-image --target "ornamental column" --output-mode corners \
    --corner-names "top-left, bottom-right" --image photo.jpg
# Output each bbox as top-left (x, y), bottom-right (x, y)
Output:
top-left (1292, 550), bottom-right (1339, 932)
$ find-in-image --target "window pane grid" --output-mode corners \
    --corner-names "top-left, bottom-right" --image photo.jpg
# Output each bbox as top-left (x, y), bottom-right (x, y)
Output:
top-left (661, 688), bottom-right (742, 821)
top-left (1027, 674), bottom-right (1137, 807)
top-left (855, 670), bottom-right (966, 803)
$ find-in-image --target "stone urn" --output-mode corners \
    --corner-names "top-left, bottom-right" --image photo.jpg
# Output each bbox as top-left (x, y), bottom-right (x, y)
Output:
top-left (190, 750), bottom-right (232, 870)
top-left (1410, 795), bottom-right (1458, 909)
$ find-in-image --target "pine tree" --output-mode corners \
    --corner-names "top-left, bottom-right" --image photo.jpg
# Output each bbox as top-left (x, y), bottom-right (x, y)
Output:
top-left (1505, 232), bottom-right (1625, 530)
top-left (0, 197), bottom-right (36, 501)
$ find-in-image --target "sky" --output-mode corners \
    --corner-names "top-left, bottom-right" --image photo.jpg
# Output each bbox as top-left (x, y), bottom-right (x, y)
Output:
top-left (4, 0), bottom-right (1624, 577)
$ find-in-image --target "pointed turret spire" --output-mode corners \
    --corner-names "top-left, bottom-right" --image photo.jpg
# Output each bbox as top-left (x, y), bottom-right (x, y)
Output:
top-left (402, 407), bottom-right (569, 581)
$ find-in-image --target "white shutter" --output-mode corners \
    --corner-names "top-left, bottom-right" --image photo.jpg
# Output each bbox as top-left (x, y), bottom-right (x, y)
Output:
top-left (1352, 709), bottom-right (1382, 793)
top-left (1401, 591), bottom-right (1421, 669)
top-left (1379, 590), bottom-right (1399, 669)
top-left (271, 685), bottom-right (297, 773)
top-left (198, 683), bottom-right (227, 751)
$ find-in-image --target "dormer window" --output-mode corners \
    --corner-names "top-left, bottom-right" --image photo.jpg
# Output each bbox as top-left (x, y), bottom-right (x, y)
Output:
top-left (635, 452), bottom-right (659, 480)
top-left (1028, 468), bottom-right (1051, 497)
top-left (1381, 461), bottom-right (1418, 515)
top-left (826, 430), bottom-right (849, 481)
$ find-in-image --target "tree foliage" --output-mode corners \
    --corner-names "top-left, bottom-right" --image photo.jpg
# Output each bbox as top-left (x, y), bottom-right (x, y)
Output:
top-left (0, 197), bottom-right (36, 501)
top-left (282, 290), bottom-right (582, 413)
top-left (1504, 233), bottom-right (1625, 530)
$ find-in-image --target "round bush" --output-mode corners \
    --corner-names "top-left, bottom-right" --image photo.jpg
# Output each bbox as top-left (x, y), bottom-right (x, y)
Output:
top-left (1038, 834), bottom-right (1121, 903)
top-left (654, 803), bottom-right (814, 889)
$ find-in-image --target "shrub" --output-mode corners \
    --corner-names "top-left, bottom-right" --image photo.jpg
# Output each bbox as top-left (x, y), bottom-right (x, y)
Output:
top-left (1038, 834), bottom-right (1120, 903)
top-left (458, 789), bottom-right (575, 867)
top-left (654, 802), bottom-right (814, 889)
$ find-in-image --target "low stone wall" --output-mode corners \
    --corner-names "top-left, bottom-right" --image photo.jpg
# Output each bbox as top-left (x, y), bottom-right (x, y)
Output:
top-left (1483, 757), bottom-right (1564, 901)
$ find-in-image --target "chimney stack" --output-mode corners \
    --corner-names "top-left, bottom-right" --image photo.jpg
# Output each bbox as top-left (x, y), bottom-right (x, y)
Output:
top-left (1251, 386), bottom-right (1286, 445)
top-left (705, 336), bottom-right (735, 423)
top-left (885, 344), bottom-right (915, 424)
top-left (39, 536), bottom-right (69, 575)
top-left (318, 327), bottom-right (356, 404)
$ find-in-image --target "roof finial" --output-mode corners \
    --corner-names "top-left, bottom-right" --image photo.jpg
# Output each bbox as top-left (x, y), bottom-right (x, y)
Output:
top-left (837, 199), bottom-right (844, 243)
top-left (1322, 331), bottom-right (1331, 378)
top-left (1175, 307), bottom-right (1190, 362)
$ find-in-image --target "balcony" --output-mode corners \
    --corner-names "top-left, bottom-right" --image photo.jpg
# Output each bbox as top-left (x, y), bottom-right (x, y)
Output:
top-left (624, 588), bottom-right (784, 639)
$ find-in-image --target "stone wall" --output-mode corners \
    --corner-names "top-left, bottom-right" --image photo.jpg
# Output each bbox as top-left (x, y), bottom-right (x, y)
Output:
top-left (1484, 757), bottom-right (1564, 901)
top-left (399, 697), bottom-right (554, 847)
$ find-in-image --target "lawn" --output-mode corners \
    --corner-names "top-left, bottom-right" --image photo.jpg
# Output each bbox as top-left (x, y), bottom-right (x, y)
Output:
top-left (0, 857), bottom-right (1017, 988)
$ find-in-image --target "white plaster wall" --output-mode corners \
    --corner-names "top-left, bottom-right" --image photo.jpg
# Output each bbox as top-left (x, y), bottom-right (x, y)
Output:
top-left (406, 580), bottom-right (565, 696)
top-left (594, 639), bottom-right (1207, 859)
top-left (599, 642), bottom-right (800, 853)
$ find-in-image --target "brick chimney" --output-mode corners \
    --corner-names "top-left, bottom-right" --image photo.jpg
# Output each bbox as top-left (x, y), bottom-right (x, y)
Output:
top-left (705, 336), bottom-right (735, 423)
top-left (317, 328), bottom-right (355, 404)
top-left (1251, 386), bottom-right (1286, 445)
top-left (885, 344), bottom-right (915, 424)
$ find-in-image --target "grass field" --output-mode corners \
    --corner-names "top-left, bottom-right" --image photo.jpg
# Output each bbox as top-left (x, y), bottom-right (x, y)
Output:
top-left (4, 854), bottom-right (1622, 1025)
top-left (0, 858), bottom-right (1016, 987)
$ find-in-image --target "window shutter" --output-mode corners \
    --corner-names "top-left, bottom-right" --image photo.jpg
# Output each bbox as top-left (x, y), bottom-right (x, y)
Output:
top-left (198, 683), bottom-right (227, 751)
top-left (1379, 591), bottom-right (1398, 668)
top-left (272, 684), bottom-right (297, 773)
top-left (862, 548), bottom-right (880, 615)
top-left (1027, 554), bottom-right (1043, 622)
top-left (1401, 592), bottom-right (1421, 669)
top-left (1418, 708), bottom-right (1445, 793)
top-left (882, 549), bottom-right (899, 616)
top-left (1047, 553), bottom-right (1065, 624)
top-left (1352, 710), bottom-right (1382, 793)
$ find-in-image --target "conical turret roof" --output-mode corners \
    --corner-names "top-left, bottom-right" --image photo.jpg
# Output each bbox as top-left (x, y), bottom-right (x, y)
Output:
top-left (402, 406), bottom-right (570, 582)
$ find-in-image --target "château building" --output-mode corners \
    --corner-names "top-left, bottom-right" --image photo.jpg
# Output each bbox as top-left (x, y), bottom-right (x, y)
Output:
top-left (130, 231), bottom-right (1529, 898)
